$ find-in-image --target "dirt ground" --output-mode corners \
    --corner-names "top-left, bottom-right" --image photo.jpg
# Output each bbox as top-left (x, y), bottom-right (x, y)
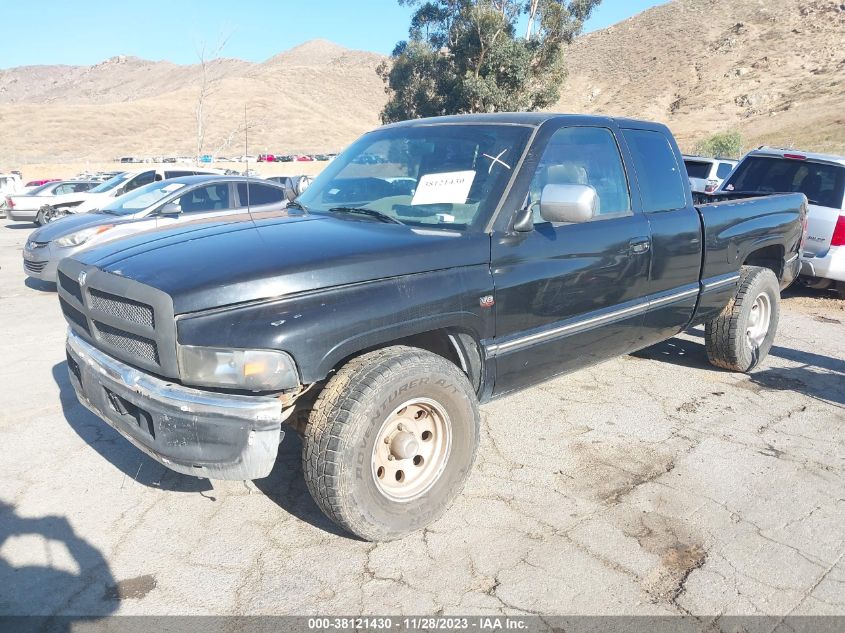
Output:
top-left (0, 220), bottom-right (842, 619)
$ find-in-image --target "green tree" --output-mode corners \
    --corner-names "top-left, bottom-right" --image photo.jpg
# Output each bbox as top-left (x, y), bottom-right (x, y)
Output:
top-left (378, 0), bottom-right (602, 123)
top-left (694, 131), bottom-right (744, 159)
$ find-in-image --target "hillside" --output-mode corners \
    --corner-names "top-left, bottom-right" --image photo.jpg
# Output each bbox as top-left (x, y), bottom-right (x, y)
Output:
top-left (1, 1), bottom-right (843, 165)
top-left (555, 0), bottom-right (845, 154)
top-left (0, 40), bottom-right (387, 163)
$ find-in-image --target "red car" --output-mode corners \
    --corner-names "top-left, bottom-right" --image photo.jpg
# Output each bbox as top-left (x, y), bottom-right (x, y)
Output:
top-left (295, 155), bottom-right (315, 162)
top-left (257, 154), bottom-right (276, 163)
top-left (25, 178), bottom-right (60, 187)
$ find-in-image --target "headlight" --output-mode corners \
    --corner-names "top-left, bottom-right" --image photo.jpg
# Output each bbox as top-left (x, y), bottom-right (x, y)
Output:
top-left (177, 346), bottom-right (299, 391)
top-left (54, 224), bottom-right (113, 248)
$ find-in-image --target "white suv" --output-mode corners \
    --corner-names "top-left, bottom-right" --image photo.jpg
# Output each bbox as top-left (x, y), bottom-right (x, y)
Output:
top-left (683, 156), bottom-right (738, 194)
top-left (720, 147), bottom-right (845, 297)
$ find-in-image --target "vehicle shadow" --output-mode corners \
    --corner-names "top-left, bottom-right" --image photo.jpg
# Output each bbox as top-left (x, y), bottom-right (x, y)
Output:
top-left (2, 222), bottom-right (36, 230)
top-left (636, 330), bottom-right (845, 406)
top-left (24, 278), bottom-right (57, 292)
top-left (51, 362), bottom-right (213, 493)
top-left (0, 499), bottom-right (117, 624)
top-left (252, 431), bottom-right (353, 539)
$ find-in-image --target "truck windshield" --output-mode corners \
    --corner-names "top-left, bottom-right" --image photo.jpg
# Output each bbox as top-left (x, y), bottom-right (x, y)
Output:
top-left (296, 124), bottom-right (532, 230)
top-left (683, 160), bottom-right (712, 179)
top-left (723, 156), bottom-right (845, 209)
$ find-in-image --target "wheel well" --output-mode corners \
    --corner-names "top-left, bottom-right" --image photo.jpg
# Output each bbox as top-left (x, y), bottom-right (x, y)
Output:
top-left (327, 329), bottom-right (483, 395)
top-left (744, 245), bottom-right (785, 280)
top-left (391, 330), bottom-right (483, 394)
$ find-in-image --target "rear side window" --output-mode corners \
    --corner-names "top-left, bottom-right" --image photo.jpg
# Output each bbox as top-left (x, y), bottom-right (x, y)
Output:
top-left (684, 160), bottom-right (711, 180)
top-left (237, 183), bottom-right (284, 206)
top-left (717, 162), bottom-right (734, 179)
top-left (623, 129), bottom-right (687, 211)
top-left (724, 156), bottom-right (845, 209)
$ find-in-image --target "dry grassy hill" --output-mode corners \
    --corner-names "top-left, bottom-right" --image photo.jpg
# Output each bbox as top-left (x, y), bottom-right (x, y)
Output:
top-left (0, 40), bottom-right (387, 164)
top-left (555, 0), bottom-right (845, 154)
top-left (1, 0), bottom-right (843, 167)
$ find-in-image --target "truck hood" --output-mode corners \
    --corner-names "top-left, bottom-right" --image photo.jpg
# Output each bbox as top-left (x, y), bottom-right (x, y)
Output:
top-left (74, 212), bottom-right (491, 314)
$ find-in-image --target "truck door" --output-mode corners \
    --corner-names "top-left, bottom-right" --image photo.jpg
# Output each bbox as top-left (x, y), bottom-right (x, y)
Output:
top-left (620, 127), bottom-right (702, 349)
top-left (490, 124), bottom-right (652, 396)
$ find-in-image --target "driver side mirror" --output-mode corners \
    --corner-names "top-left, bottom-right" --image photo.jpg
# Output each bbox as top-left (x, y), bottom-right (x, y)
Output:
top-left (539, 184), bottom-right (598, 224)
top-left (159, 202), bottom-right (182, 216)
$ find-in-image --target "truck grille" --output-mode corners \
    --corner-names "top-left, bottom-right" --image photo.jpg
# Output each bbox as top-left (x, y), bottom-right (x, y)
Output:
top-left (56, 261), bottom-right (178, 377)
top-left (89, 288), bottom-right (154, 328)
top-left (93, 321), bottom-right (160, 364)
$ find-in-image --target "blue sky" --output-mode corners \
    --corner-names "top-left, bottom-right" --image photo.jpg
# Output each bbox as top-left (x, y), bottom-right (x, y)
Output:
top-left (0, 0), bottom-right (667, 68)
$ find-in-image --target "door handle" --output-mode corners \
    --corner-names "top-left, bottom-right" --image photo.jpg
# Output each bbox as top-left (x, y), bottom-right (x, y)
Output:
top-left (629, 237), bottom-right (650, 255)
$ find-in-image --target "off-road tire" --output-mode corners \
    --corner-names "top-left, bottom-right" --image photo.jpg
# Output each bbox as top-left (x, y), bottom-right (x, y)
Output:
top-left (705, 266), bottom-right (780, 372)
top-left (302, 346), bottom-right (480, 541)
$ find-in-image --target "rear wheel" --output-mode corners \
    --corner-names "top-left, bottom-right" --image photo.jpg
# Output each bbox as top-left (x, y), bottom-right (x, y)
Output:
top-left (705, 266), bottom-right (780, 372)
top-left (302, 346), bottom-right (480, 541)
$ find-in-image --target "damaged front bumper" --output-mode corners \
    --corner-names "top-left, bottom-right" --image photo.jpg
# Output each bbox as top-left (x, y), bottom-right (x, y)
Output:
top-left (66, 330), bottom-right (284, 480)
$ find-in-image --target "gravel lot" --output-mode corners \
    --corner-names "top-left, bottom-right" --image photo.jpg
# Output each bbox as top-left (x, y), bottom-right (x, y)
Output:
top-left (0, 218), bottom-right (843, 618)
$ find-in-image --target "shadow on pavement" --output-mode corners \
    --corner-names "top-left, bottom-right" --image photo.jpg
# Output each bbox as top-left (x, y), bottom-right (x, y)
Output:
top-left (24, 278), bottom-right (56, 292)
top-left (51, 361), bottom-right (212, 494)
top-left (637, 330), bottom-right (845, 406)
top-left (252, 431), bottom-right (354, 539)
top-left (0, 500), bottom-right (117, 624)
top-left (52, 362), bottom-right (350, 536)
top-left (2, 221), bottom-right (36, 230)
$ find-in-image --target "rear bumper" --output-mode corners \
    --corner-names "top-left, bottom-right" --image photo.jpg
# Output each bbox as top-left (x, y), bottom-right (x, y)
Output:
top-left (800, 246), bottom-right (845, 284)
top-left (66, 330), bottom-right (284, 480)
top-left (6, 207), bottom-right (38, 222)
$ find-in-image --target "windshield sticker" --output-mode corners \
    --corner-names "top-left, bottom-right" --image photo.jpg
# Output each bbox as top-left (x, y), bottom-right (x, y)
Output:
top-left (162, 183), bottom-right (186, 192)
top-left (482, 149), bottom-right (511, 173)
top-left (412, 170), bottom-right (476, 206)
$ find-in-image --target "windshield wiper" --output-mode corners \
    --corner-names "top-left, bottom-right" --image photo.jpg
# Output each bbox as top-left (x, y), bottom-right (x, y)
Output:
top-left (328, 206), bottom-right (404, 225)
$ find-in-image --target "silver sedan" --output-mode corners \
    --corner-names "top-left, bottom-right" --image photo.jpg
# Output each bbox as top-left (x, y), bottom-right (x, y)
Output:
top-left (23, 175), bottom-right (287, 283)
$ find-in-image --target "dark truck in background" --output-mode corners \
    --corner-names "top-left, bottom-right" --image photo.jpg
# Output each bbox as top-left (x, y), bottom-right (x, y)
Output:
top-left (57, 114), bottom-right (806, 541)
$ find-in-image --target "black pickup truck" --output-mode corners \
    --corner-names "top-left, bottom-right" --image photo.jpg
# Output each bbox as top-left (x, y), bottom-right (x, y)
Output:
top-left (58, 114), bottom-right (806, 541)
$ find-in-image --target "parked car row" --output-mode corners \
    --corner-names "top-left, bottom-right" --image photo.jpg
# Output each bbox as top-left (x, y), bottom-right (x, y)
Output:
top-left (258, 153), bottom-right (336, 163)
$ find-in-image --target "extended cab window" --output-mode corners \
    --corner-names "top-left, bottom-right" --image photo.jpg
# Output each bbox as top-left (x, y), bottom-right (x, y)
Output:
top-left (236, 183), bottom-right (284, 206)
top-left (623, 129), bottom-right (687, 211)
top-left (529, 126), bottom-right (631, 221)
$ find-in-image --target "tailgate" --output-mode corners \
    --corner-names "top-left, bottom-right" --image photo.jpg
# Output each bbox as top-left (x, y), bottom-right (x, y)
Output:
top-left (803, 203), bottom-right (842, 257)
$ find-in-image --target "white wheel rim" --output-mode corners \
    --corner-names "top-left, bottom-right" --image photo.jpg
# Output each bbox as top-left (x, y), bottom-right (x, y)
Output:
top-left (371, 398), bottom-right (452, 502)
top-left (746, 292), bottom-right (771, 347)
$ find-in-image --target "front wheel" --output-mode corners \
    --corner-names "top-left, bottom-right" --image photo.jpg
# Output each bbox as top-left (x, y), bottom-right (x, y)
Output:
top-left (302, 346), bottom-right (480, 541)
top-left (705, 266), bottom-right (780, 372)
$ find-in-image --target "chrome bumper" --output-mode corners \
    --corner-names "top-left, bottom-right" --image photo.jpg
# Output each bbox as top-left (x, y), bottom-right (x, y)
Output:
top-left (66, 330), bottom-right (284, 480)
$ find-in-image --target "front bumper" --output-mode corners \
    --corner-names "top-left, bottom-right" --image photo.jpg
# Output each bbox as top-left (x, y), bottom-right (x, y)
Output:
top-left (23, 242), bottom-right (77, 283)
top-left (800, 246), bottom-right (845, 284)
top-left (66, 330), bottom-right (284, 480)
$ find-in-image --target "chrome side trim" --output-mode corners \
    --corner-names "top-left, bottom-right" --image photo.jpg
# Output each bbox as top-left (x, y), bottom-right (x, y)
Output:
top-left (488, 285), bottom-right (700, 357)
top-left (702, 273), bottom-right (741, 292)
top-left (785, 253), bottom-right (799, 265)
top-left (67, 329), bottom-right (282, 422)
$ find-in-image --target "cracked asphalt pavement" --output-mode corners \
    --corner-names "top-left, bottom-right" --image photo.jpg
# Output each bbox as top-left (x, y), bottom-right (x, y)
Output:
top-left (1, 221), bottom-right (843, 617)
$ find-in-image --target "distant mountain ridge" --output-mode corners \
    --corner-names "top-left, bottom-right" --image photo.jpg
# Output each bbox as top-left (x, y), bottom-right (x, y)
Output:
top-left (1, 1), bottom-right (843, 164)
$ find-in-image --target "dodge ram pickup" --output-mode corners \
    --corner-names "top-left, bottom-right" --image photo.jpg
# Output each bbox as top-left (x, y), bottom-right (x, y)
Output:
top-left (57, 113), bottom-right (806, 541)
